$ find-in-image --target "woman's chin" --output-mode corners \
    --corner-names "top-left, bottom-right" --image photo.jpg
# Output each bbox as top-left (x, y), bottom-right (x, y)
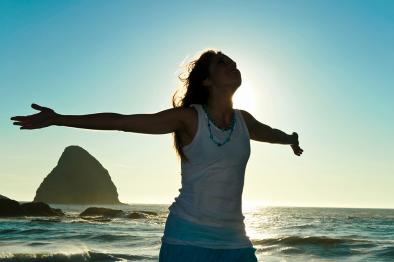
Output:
top-left (237, 78), bottom-right (242, 86)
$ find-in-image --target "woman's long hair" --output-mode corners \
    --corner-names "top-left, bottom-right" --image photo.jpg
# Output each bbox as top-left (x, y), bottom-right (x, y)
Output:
top-left (171, 48), bottom-right (221, 163)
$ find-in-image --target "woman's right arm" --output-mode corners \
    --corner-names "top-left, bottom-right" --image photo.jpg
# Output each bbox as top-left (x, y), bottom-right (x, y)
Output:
top-left (112, 107), bottom-right (188, 134)
top-left (11, 103), bottom-right (188, 134)
top-left (54, 109), bottom-right (186, 133)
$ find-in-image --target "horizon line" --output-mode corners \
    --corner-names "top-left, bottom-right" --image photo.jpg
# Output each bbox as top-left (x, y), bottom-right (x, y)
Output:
top-left (13, 199), bottom-right (394, 210)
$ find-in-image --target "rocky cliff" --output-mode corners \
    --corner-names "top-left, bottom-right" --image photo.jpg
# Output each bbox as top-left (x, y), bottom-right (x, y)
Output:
top-left (34, 145), bottom-right (122, 204)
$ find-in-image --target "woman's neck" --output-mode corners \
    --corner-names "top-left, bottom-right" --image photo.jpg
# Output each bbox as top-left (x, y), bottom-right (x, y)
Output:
top-left (204, 99), bottom-right (234, 128)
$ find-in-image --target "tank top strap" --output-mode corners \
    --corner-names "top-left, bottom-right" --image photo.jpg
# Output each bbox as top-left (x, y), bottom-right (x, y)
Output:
top-left (234, 108), bottom-right (250, 140)
top-left (181, 104), bottom-right (203, 151)
top-left (189, 103), bottom-right (203, 116)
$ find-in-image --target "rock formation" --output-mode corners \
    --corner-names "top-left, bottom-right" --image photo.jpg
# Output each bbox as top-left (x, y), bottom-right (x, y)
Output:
top-left (34, 145), bottom-right (122, 204)
top-left (0, 197), bottom-right (64, 217)
top-left (79, 207), bottom-right (124, 217)
top-left (0, 194), bottom-right (9, 200)
top-left (0, 198), bottom-right (24, 217)
top-left (79, 207), bottom-right (158, 219)
top-left (20, 202), bottom-right (64, 216)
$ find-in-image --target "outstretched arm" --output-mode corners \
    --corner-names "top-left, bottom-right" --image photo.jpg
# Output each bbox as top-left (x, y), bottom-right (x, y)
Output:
top-left (10, 103), bottom-right (187, 134)
top-left (240, 109), bottom-right (304, 156)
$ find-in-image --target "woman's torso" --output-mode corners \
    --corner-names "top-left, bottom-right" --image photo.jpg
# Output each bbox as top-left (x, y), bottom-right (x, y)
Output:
top-left (178, 104), bottom-right (248, 149)
top-left (163, 103), bottom-right (253, 249)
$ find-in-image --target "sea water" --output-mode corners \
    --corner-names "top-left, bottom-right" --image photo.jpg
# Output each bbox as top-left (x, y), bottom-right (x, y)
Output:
top-left (0, 204), bottom-right (393, 261)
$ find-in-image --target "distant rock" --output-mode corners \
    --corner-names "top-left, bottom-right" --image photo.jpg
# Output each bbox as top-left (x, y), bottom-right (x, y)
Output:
top-left (126, 212), bottom-right (148, 219)
top-left (135, 210), bottom-right (157, 216)
top-left (0, 194), bottom-right (9, 200)
top-left (80, 207), bottom-right (124, 217)
top-left (78, 207), bottom-right (158, 219)
top-left (20, 202), bottom-right (64, 216)
top-left (0, 198), bottom-right (64, 217)
top-left (0, 198), bottom-right (24, 217)
top-left (34, 145), bottom-right (122, 205)
top-left (125, 210), bottom-right (158, 219)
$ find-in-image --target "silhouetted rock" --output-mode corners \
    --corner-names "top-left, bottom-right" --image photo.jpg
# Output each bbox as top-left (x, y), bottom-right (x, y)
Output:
top-left (34, 145), bottom-right (122, 205)
top-left (126, 212), bottom-right (148, 219)
top-left (0, 198), bottom-right (64, 217)
top-left (135, 210), bottom-right (157, 216)
top-left (80, 207), bottom-right (124, 217)
top-left (0, 198), bottom-right (24, 217)
top-left (20, 202), bottom-right (65, 216)
top-left (0, 194), bottom-right (9, 200)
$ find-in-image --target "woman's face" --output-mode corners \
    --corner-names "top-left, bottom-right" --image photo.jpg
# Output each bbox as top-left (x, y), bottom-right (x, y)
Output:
top-left (206, 53), bottom-right (241, 92)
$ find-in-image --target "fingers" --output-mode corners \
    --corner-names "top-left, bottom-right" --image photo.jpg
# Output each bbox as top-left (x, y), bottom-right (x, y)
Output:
top-left (291, 145), bottom-right (304, 156)
top-left (10, 103), bottom-right (42, 121)
top-left (31, 103), bottom-right (44, 110)
top-left (19, 123), bottom-right (36, 129)
top-left (10, 116), bottom-right (26, 121)
top-left (11, 120), bottom-right (35, 129)
top-left (10, 103), bottom-right (43, 121)
top-left (11, 117), bottom-right (32, 126)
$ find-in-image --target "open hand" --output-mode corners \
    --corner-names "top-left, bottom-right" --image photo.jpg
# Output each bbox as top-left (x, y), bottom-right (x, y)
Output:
top-left (290, 132), bottom-right (304, 156)
top-left (10, 103), bottom-right (59, 130)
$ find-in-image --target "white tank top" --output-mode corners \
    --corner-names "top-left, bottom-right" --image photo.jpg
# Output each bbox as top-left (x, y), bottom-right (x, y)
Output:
top-left (163, 103), bottom-right (253, 248)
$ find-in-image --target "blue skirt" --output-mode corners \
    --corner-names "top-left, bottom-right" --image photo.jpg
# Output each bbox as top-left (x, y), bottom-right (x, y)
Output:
top-left (159, 242), bottom-right (258, 262)
top-left (160, 212), bottom-right (258, 261)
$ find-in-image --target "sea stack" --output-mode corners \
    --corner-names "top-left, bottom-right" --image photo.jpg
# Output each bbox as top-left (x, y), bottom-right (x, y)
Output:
top-left (34, 145), bottom-right (122, 205)
top-left (0, 194), bottom-right (9, 200)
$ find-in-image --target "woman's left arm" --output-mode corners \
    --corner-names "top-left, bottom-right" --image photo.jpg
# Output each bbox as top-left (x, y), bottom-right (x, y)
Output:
top-left (240, 110), bottom-right (303, 156)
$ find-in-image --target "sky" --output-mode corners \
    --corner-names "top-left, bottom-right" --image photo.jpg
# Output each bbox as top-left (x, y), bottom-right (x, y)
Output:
top-left (1, 0), bottom-right (393, 209)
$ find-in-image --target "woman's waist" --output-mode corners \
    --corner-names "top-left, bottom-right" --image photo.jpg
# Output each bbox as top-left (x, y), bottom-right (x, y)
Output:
top-left (162, 211), bottom-right (253, 248)
top-left (165, 211), bottom-right (248, 236)
top-left (169, 200), bottom-right (245, 227)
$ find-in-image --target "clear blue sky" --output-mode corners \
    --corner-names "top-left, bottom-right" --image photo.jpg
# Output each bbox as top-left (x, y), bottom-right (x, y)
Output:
top-left (1, 0), bottom-right (393, 208)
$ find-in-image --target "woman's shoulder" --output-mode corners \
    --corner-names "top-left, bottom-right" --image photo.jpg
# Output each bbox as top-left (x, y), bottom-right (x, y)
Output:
top-left (174, 105), bottom-right (199, 148)
top-left (182, 104), bottom-right (202, 116)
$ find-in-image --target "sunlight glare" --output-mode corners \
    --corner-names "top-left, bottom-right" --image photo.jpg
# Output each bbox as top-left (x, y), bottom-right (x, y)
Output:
top-left (243, 199), bottom-right (269, 212)
top-left (233, 79), bottom-right (256, 112)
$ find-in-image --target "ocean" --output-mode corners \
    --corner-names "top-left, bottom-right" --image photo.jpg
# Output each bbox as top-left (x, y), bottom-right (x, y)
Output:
top-left (0, 204), bottom-right (393, 261)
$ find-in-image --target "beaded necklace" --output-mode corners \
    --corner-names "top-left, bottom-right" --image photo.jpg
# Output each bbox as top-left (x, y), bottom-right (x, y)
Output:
top-left (202, 104), bottom-right (236, 147)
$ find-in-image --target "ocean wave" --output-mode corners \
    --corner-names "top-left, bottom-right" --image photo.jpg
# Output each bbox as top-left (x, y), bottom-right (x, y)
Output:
top-left (251, 235), bottom-right (394, 259)
top-left (26, 242), bottom-right (52, 247)
top-left (29, 218), bottom-right (62, 223)
top-left (87, 233), bottom-right (143, 242)
top-left (278, 246), bottom-right (305, 254)
top-left (56, 233), bottom-right (143, 243)
top-left (16, 228), bottom-right (49, 234)
top-left (284, 223), bottom-right (317, 229)
top-left (375, 245), bottom-right (394, 258)
top-left (0, 251), bottom-right (153, 262)
top-left (0, 229), bottom-right (18, 234)
top-left (252, 235), bottom-right (376, 247)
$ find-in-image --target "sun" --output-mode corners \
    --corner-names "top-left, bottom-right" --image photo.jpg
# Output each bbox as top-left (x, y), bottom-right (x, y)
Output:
top-left (232, 79), bottom-right (256, 112)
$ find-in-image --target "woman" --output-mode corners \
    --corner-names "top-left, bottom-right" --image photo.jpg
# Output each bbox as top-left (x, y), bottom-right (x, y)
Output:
top-left (10, 48), bottom-right (303, 261)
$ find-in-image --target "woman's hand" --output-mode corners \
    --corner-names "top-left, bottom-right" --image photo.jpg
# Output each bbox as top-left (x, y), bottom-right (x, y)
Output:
top-left (10, 103), bottom-right (59, 130)
top-left (290, 132), bottom-right (304, 156)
